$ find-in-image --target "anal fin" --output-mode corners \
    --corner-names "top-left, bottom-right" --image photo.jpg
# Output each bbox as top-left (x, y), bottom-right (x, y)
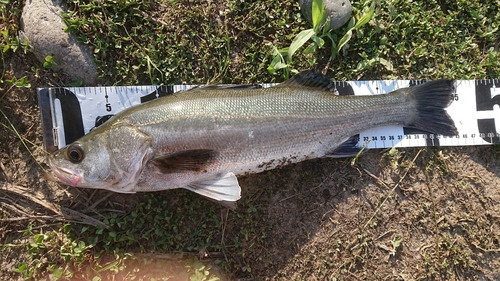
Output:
top-left (326, 135), bottom-right (368, 158)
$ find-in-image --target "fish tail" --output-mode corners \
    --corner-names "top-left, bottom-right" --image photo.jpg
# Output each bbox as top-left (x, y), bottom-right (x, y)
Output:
top-left (405, 80), bottom-right (458, 136)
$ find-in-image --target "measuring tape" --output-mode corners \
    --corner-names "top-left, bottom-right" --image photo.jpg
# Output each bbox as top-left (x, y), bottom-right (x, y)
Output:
top-left (38, 79), bottom-right (500, 154)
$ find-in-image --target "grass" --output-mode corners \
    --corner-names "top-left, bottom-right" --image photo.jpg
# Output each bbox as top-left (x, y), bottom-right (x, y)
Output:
top-left (60, 0), bottom-right (500, 85)
top-left (1, 0), bottom-right (499, 280)
top-left (0, 0), bottom-right (30, 86)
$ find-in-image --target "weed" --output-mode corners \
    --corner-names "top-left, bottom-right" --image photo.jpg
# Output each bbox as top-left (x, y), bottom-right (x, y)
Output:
top-left (384, 147), bottom-right (401, 169)
top-left (7, 222), bottom-right (228, 280)
top-left (43, 55), bottom-right (57, 69)
top-left (390, 235), bottom-right (402, 256)
top-left (0, 0), bottom-right (32, 91)
top-left (3, 76), bottom-right (31, 88)
top-left (0, 29), bottom-right (29, 54)
top-left (186, 257), bottom-right (221, 281)
top-left (75, 194), bottom-right (223, 252)
top-left (0, 28), bottom-right (30, 85)
top-left (268, 0), bottom-right (375, 79)
top-left (8, 224), bottom-right (92, 280)
top-left (422, 234), bottom-right (476, 278)
top-left (67, 78), bottom-right (84, 87)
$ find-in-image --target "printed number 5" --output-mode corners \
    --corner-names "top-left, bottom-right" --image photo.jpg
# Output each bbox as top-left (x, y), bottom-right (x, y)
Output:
top-left (106, 103), bottom-right (112, 112)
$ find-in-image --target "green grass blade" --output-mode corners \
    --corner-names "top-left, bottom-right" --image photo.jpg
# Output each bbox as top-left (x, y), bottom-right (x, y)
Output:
top-left (337, 30), bottom-right (353, 54)
top-left (337, 2), bottom-right (375, 54)
top-left (353, 2), bottom-right (375, 29)
top-left (288, 29), bottom-right (316, 61)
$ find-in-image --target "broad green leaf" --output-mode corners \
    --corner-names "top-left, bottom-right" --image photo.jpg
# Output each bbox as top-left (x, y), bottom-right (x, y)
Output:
top-left (337, 30), bottom-right (352, 53)
top-left (336, 2), bottom-right (374, 54)
top-left (303, 42), bottom-right (317, 55)
top-left (353, 3), bottom-right (375, 29)
top-left (378, 57), bottom-right (393, 71)
top-left (355, 59), bottom-right (369, 72)
top-left (312, 0), bottom-right (324, 30)
top-left (269, 53), bottom-right (283, 67)
top-left (310, 35), bottom-right (325, 48)
top-left (392, 235), bottom-right (402, 249)
top-left (328, 36), bottom-right (338, 60)
top-left (323, 17), bottom-right (331, 33)
top-left (346, 16), bottom-right (356, 30)
top-left (355, 57), bottom-right (393, 72)
top-left (53, 267), bottom-right (64, 279)
top-left (14, 262), bottom-right (28, 273)
top-left (273, 62), bottom-right (289, 70)
top-left (288, 29), bottom-right (316, 61)
top-left (267, 53), bottom-right (288, 74)
top-left (278, 47), bottom-right (289, 56)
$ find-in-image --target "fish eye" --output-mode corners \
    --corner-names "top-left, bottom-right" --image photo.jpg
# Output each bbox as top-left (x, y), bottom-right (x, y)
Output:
top-left (66, 144), bottom-right (84, 163)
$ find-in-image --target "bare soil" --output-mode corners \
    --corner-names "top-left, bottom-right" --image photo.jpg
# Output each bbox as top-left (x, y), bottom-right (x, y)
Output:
top-left (1, 53), bottom-right (500, 280)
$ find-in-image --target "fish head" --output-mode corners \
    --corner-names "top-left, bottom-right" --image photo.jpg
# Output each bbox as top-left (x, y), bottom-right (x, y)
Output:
top-left (48, 140), bottom-right (110, 188)
top-left (47, 125), bottom-right (154, 192)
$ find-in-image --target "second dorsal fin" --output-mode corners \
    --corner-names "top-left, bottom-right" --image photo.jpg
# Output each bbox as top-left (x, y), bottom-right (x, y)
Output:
top-left (186, 84), bottom-right (263, 92)
top-left (274, 70), bottom-right (337, 92)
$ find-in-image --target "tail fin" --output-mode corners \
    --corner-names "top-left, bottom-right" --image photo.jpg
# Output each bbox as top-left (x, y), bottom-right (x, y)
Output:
top-left (406, 80), bottom-right (458, 136)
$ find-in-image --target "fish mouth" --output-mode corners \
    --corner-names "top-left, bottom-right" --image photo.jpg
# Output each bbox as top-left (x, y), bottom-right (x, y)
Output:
top-left (47, 166), bottom-right (83, 187)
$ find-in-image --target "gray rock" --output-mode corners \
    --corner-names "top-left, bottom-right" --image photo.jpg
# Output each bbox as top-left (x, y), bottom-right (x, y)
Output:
top-left (299, 0), bottom-right (352, 31)
top-left (21, 0), bottom-right (98, 85)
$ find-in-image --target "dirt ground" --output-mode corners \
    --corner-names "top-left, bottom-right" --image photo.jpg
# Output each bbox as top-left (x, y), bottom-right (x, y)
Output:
top-left (1, 53), bottom-right (500, 280)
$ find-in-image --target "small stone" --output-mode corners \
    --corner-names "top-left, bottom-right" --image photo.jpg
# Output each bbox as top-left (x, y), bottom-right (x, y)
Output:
top-left (21, 0), bottom-right (98, 85)
top-left (298, 0), bottom-right (352, 31)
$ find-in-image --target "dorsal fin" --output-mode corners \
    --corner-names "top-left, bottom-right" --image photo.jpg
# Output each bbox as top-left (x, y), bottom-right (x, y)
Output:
top-left (274, 70), bottom-right (337, 92)
top-left (186, 84), bottom-right (263, 92)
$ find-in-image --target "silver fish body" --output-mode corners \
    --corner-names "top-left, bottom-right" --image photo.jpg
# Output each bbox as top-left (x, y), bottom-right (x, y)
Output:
top-left (48, 71), bottom-right (457, 207)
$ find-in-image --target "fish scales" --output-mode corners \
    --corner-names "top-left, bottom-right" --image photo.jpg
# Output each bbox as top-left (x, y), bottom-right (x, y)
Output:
top-left (123, 88), bottom-right (411, 174)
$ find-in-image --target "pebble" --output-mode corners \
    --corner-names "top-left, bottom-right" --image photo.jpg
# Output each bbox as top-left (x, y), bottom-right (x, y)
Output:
top-left (21, 0), bottom-right (98, 85)
top-left (298, 0), bottom-right (352, 31)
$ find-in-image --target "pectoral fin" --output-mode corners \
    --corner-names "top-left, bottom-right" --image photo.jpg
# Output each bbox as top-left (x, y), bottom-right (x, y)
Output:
top-left (150, 151), bottom-right (240, 209)
top-left (184, 172), bottom-right (241, 207)
top-left (151, 149), bottom-right (219, 173)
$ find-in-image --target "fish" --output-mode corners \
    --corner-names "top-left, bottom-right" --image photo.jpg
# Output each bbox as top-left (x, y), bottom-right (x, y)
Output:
top-left (47, 70), bottom-right (458, 209)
